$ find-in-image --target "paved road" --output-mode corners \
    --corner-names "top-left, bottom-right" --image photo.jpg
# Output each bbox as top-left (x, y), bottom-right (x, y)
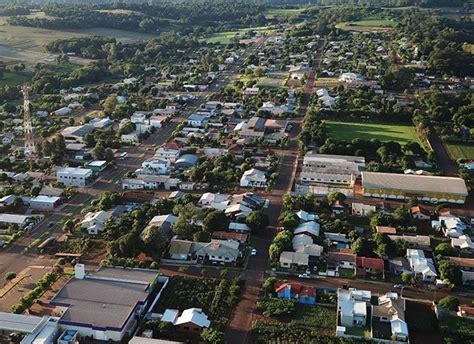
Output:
top-left (0, 36), bottom-right (267, 281)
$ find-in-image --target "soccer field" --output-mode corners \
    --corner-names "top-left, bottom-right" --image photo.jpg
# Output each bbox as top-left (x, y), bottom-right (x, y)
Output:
top-left (325, 121), bottom-right (420, 144)
top-left (445, 143), bottom-right (474, 160)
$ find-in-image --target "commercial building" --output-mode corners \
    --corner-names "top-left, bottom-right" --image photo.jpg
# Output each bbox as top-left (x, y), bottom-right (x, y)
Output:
top-left (49, 264), bottom-right (167, 342)
top-left (0, 312), bottom-right (60, 344)
top-left (29, 195), bottom-right (62, 211)
top-left (362, 172), bottom-right (468, 204)
top-left (56, 167), bottom-right (93, 187)
top-left (296, 153), bottom-right (365, 196)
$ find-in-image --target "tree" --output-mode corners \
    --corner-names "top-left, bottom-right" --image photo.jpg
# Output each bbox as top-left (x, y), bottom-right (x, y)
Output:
top-left (327, 191), bottom-right (346, 204)
top-left (438, 260), bottom-right (462, 288)
top-left (62, 219), bottom-right (75, 233)
top-left (401, 272), bottom-right (412, 284)
top-left (92, 143), bottom-right (106, 160)
top-left (105, 148), bottom-right (115, 163)
top-left (141, 227), bottom-right (167, 259)
top-left (434, 243), bottom-right (457, 257)
top-left (350, 237), bottom-right (372, 257)
top-left (5, 272), bottom-right (16, 281)
top-left (246, 210), bottom-right (269, 233)
top-left (262, 277), bottom-right (277, 296)
top-left (280, 211), bottom-right (299, 230)
top-left (202, 210), bottom-right (228, 233)
top-left (172, 213), bottom-right (198, 240)
top-left (193, 230), bottom-right (210, 242)
top-left (201, 328), bottom-right (225, 344)
top-left (438, 295), bottom-right (459, 311)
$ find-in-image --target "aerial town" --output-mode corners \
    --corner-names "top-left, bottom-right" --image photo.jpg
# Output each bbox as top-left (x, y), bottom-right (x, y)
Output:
top-left (0, 0), bottom-right (472, 344)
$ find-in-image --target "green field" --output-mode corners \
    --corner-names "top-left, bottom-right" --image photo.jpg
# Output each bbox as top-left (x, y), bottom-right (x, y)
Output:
top-left (0, 71), bottom-right (31, 86)
top-left (264, 8), bottom-right (305, 19)
top-left (202, 26), bottom-right (273, 44)
top-left (325, 121), bottom-right (420, 144)
top-left (257, 72), bottom-right (287, 88)
top-left (445, 142), bottom-right (474, 160)
top-left (0, 13), bottom-right (160, 66)
top-left (336, 18), bottom-right (396, 31)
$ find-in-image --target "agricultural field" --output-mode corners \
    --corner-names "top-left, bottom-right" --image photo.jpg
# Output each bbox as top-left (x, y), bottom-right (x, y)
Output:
top-left (264, 8), bottom-right (305, 19)
top-left (325, 121), bottom-right (420, 145)
top-left (444, 142), bottom-right (474, 160)
top-left (335, 18), bottom-right (396, 32)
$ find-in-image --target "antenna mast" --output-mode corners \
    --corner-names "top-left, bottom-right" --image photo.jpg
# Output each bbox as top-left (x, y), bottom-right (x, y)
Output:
top-left (22, 85), bottom-right (36, 158)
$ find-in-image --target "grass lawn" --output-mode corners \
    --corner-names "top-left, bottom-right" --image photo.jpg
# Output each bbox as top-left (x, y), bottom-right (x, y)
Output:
top-left (257, 72), bottom-right (287, 89)
top-left (292, 304), bottom-right (336, 335)
top-left (0, 71), bottom-right (32, 86)
top-left (202, 26), bottom-right (273, 44)
top-left (444, 142), bottom-right (474, 160)
top-left (336, 18), bottom-right (396, 32)
top-left (325, 120), bottom-right (420, 145)
top-left (338, 267), bottom-right (355, 279)
top-left (264, 8), bottom-right (305, 19)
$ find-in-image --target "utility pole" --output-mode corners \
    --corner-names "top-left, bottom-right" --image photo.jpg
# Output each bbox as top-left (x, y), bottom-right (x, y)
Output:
top-left (22, 85), bottom-right (36, 159)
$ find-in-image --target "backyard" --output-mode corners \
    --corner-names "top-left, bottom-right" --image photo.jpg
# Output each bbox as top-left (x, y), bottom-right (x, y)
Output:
top-left (325, 121), bottom-right (421, 145)
top-left (444, 142), bottom-right (474, 160)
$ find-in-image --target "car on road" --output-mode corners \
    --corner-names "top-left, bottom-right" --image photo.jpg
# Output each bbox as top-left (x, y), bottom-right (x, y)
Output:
top-left (251, 248), bottom-right (257, 256)
top-left (393, 284), bottom-right (405, 289)
top-left (298, 273), bottom-right (311, 279)
top-left (263, 199), bottom-right (270, 208)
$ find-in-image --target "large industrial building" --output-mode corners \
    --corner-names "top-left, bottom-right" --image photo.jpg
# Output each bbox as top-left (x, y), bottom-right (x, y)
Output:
top-left (362, 172), bottom-right (468, 204)
top-left (48, 264), bottom-right (167, 342)
top-left (296, 153), bottom-right (365, 196)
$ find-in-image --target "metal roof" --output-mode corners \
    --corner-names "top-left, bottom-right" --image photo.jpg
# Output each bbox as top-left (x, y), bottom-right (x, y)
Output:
top-left (362, 172), bottom-right (468, 195)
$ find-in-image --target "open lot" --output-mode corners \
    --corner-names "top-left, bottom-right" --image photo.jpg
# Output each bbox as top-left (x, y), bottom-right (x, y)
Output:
top-left (336, 18), bottom-right (396, 32)
top-left (257, 72), bottom-right (287, 89)
top-left (325, 120), bottom-right (420, 145)
top-left (292, 304), bottom-right (336, 335)
top-left (444, 142), bottom-right (474, 160)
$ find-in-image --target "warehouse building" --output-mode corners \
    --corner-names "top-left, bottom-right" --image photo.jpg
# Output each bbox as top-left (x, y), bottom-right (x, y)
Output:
top-left (49, 264), bottom-right (167, 342)
top-left (362, 172), bottom-right (468, 204)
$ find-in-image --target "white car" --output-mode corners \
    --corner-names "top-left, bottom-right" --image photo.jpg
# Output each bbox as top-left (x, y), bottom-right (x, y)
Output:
top-left (251, 248), bottom-right (257, 256)
top-left (298, 273), bottom-right (311, 279)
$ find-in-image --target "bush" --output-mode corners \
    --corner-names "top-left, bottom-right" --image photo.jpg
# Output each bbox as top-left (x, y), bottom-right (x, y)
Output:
top-left (4, 272), bottom-right (16, 281)
top-left (438, 295), bottom-right (460, 311)
top-left (256, 297), bottom-right (297, 317)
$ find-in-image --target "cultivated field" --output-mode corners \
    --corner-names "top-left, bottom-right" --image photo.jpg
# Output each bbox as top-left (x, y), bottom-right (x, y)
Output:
top-left (445, 142), bottom-right (474, 160)
top-left (325, 121), bottom-right (420, 144)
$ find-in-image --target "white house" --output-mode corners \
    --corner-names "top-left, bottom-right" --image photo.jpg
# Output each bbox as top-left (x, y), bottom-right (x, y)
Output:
top-left (56, 167), bottom-right (92, 187)
top-left (451, 235), bottom-right (474, 253)
top-left (155, 146), bottom-right (181, 163)
top-left (81, 210), bottom-right (113, 235)
top-left (29, 196), bottom-right (61, 211)
top-left (53, 107), bottom-right (72, 116)
top-left (294, 221), bottom-right (320, 237)
top-left (406, 249), bottom-right (437, 282)
top-left (139, 158), bottom-right (170, 175)
top-left (121, 131), bottom-right (140, 144)
top-left (240, 168), bottom-right (267, 188)
top-left (337, 288), bottom-right (371, 328)
top-left (296, 210), bottom-right (319, 222)
top-left (433, 215), bottom-right (467, 238)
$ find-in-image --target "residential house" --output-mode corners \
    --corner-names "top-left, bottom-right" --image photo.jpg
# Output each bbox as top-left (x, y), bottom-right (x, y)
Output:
top-left (351, 202), bottom-right (376, 217)
top-left (139, 158), bottom-right (170, 175)
top-left (451, 235), bottom-right (474, 253)
top-left (294, 221), bottom-right (320, 238)
top-left (279, 251), bottom-right (309, 269)
top-left (162, 308), bottom-right (210, 333)
top-left (389, 257), bottom-right (411, 275)
top-left (337, 288), bottom-right (370, 328)
top-left (324, 232), bottom-right (350, 251)
top-left (372, 292), bottom-right (408, 342)
top-left (140, 214), bottom-right (178, 241)
top-left (0, 133), bottom-right (14, 145)
top-left (228, 222), bottom-right (251, 233)
top-left (211, 231), bottom-right (248, 243)
top-left (240, 168), bottom-right (267, 188)
top-left (155, 142), bottom-right (182, 163)
top-left (275, 282), bottom-right (316, 305)
top-left (433, 215), bottom-right (467, 238)
top-left (410, 206), bottom-right (431, 220)
top-left (29, 196), bottom-right (62, 211)
top-left (168, 239), bottom-right (194, 260)
top-left (376, 226), bottom-right (397, 235)
top-left (198, 193), bottom-right (231, 210)
top-left (81, 210), bottom-right (113, 235)
top-left (447, 257), bottom-right (474, 286)
top-left (187, 114), bottom-right (208, 128)
top-left (194, 240), bottom-right (241, 266)
top-left (406, 249), bottom-right (437, 282)
top-left (61, 124), bottom-right (95, 143)
top-left (356, 257), bottom-right (385, 278)
top-left (296, 210), bottom-right (319, 222)
top-left (328, 251), bottom-right (356, 274)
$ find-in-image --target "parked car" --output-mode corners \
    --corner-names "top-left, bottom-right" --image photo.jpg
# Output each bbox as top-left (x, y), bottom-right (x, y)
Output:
top-left (251, 248), bottom-right (257, 256)
top-left (393, 284), bottom-right (405, 289)
top-left (298, 273), bottom-right (311, 279)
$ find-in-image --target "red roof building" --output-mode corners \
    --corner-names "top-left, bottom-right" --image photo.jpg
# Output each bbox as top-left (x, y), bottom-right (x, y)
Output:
top-left (356, 257), bottom-right (385, 278)
top-left (376, 226), bottom-right (397, 234)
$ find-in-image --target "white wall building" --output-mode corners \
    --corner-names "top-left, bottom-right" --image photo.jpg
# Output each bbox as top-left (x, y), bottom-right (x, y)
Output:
top-left (57, 167), bottom-right (92, 187)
